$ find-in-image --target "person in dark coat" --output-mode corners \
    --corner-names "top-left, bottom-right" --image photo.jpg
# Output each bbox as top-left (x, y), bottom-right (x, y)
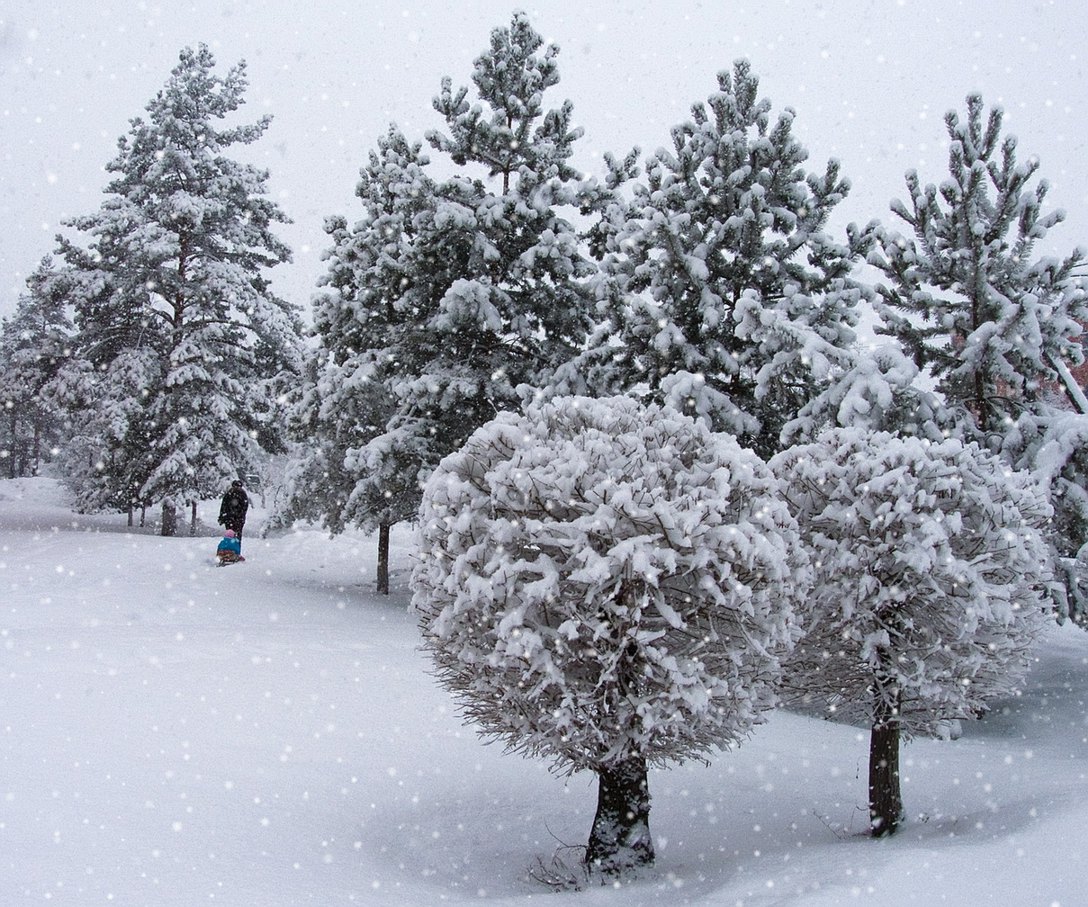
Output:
top-left (218, 479), bottom-right (250, 539)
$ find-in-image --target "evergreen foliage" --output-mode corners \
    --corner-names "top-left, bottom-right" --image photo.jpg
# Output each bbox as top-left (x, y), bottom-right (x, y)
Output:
top-left (0, 258), bottom-right (74, 477)
top-left (412, 395), bottom-right (808, 877)
top-left (412, 10), bottom-right (596, 447)
top-left (782, 344), bottom-right (953, 444)
top-left (871, 94), bottom-right (1087, 432)
top-left (1005, 410), bottom-right (1088, 624)
top-left (48, 44), bottom-right (302, 528)
top-left (558, 59), bottom-right (868, 458)
top-left (870, 94), bottom-right (1088, 620)
top-left (771, 429), bottom-right (1052, 836)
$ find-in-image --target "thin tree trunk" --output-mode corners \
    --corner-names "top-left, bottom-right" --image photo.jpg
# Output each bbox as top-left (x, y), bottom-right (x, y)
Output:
top-left (585, 756), bottom-right (654, 877)
top-left (1047, 351), bottom-right (1088, 414)
top-left (189, 500), bottom-right (197, 537)
top-left (31, 413), bottom-right (41, 476)
top-left (161, 500), bottom-right (177, 537)
top-left (6, 410), bottom-right (16, 479)
top-left (377, 522), bottom-right (391, 595)
top-left (869, 686), bottom-right (903, 837)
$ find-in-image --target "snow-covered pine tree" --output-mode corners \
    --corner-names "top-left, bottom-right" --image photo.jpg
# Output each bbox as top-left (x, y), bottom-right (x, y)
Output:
top-left (45, 222), bottom-right (159, 516)
top-left (276, 125), bottom-right (436, 590)
top-left (770, 429), bottom-right (1052, 837)
top-left (50, 44), bottom-right (302, 533)
top-left (412, 396), bottom-right (808, 879)
top-left (0, 258), bottom-right (74, 477)
top-left (557, 59), bottom-right (867, 458)
top-left (409, 10), bottom-right (595, 439)
top-left (870, 94), bottom-right (1088, 619)
top-left (872, 94), bottom-right (1086, 433)
top-left (285, 13), bottom-right (596, 584)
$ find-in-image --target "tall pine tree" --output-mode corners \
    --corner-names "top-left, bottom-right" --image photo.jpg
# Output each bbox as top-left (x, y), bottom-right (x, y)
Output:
top-left (283, 13), bottom-right (596, 586)
top-left (412, 10), bottom-right (596, 437)
top-left (51, 44), bottom-right (302, 533)
top-left (277, 126), bottom-right (435, 590)
top-left (872, 93), bottom-right (1086, 434)
top-left (871, 94), bottom-right (1088, 621)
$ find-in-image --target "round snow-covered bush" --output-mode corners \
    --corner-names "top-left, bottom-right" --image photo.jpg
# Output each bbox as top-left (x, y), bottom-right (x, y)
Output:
top-left (770, 428), bottom-right (1052, 735)
top-left (411, 395), bottom-right (809, 772)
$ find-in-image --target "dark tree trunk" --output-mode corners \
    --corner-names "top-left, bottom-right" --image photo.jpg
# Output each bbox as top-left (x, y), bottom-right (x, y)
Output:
top-left (377, 522), bottom-right (391, 595)
top-left (189, 500), bottom-right (197, 537)
top-left (869, 688), bottom-right (903, 837)
top-left (31, 413), bottom-right (41, 476)
top-left (6, 410), bottom-right (16, 479)
top-left (585, 757), bottom-right (654, 876)
top-left (161, 500), bottom-right (177, 537)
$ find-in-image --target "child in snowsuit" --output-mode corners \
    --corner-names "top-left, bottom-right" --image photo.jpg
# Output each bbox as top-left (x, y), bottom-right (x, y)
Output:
top-left (216, 528), bottom-right (245, 566)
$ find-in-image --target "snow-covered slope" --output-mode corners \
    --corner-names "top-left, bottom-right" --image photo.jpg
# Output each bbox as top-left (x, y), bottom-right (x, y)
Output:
top-left (2, 477), bottom-right (1085, 904)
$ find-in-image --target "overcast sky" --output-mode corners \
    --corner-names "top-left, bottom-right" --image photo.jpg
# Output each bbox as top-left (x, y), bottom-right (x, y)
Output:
top-left (2, 0), bottom-right (1086, 319)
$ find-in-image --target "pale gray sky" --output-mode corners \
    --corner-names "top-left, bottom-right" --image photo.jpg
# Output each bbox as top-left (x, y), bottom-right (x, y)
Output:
top-left (2, 0), bottom-right (1086, 317)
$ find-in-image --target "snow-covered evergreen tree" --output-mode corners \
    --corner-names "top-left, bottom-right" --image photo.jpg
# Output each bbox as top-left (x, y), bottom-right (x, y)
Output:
top-left (276, 125), bottom-right (435, 589)
top-left (770, 429), bottom-right (1051, 837)
top-left (0, 258), bottom-right (74, 477)
top-left (557, 60), bottom-right (868, 458)
top-left (870, 94), bottom-right (1088, 619)
top-left (782, 344), bottom-right (952, 444)
top-left (412, 395), bottom-right (808, 879)
top-left (283, 13), bottom-right (596, 580)
top-left (50, 44), bottom-right (302, 532)
top-left (409, 10), bottom-right (596, 441)
top-left (872, 94), bottom-right (1086, 432)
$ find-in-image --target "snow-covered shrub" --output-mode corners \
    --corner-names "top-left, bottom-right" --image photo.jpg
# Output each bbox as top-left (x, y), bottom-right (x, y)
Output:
top-left (770, 428), bottom-right (1052, 836)
top-left (412, 395), bottom-right (809, 878)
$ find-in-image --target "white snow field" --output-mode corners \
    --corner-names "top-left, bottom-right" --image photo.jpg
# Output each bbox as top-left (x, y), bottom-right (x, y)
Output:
top-left (2, 476), bottom-right (1086, 905)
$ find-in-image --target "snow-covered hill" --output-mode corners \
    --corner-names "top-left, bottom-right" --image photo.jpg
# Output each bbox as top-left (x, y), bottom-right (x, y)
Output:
top-left (2, 477), bottom-right (1085, 904)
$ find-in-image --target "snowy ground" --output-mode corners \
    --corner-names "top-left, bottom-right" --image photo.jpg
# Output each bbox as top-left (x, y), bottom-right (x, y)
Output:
top-left (2, 476), bottom-right (1086, 905)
